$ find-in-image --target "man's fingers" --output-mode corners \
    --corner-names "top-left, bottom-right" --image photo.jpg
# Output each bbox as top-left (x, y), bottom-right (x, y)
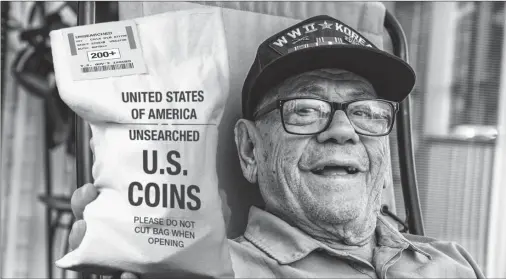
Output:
top-left (68, 219), bottom-right (86, 251)
top-left (68, 186), bottom-right (138, 279)
top-left (71, 183), bottom-right (98, 220)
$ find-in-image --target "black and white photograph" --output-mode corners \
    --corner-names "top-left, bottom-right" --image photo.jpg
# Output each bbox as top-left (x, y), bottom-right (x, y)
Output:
top-left (1, 1), bottom-right (506, 278)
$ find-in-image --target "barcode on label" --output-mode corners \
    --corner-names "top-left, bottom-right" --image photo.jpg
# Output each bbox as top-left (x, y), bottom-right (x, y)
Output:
top-left (81, 62), bottom-right (134, 73)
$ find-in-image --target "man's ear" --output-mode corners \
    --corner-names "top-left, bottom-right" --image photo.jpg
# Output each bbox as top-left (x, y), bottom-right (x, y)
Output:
top-left (234, 119), bottom-right (260, 184)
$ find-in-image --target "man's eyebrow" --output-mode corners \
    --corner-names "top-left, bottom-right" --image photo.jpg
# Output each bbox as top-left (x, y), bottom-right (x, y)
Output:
top-left (280, 77), bottom-right (377, 98)
top-left (290, 86), bottom-right (375, 99)
top-left (345, 90), bottom-right (376, 99)
top-left (283, 85), bottom-right (328, 100)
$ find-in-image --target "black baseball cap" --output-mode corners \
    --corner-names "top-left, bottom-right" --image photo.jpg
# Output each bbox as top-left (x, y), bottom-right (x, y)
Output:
top-left (242, 15), bottom-right (416, 120)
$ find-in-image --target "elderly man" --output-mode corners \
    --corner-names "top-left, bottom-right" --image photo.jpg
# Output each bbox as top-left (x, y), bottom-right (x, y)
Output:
top-left (68, 15), bottom-right (485, 278)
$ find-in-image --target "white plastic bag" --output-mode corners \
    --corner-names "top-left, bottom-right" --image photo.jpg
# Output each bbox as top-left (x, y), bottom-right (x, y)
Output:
top-left (50, 8), bottom-right (233, 278)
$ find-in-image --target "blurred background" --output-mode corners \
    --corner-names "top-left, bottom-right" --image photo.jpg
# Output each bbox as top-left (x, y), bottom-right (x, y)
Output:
top-left (1, 1), bottom-right (506, 278)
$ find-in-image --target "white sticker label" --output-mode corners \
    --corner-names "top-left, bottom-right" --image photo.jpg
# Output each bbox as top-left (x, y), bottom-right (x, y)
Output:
top-left (87, 48), bottom-right (121, 61)
top-left (62, 20), bottom-right (147, 80)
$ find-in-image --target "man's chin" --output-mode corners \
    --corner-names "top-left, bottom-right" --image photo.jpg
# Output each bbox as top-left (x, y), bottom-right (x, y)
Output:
top-left (299, 196), bottom-right (366, 225)
top-left (301, 171), bottom-right (367, 192)
top-left (298, 173), bottom-right (367, 219)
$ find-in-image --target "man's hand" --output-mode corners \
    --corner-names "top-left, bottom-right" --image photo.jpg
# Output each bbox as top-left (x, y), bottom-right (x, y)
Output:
top-left (69, 183), bottom-right (139, 279)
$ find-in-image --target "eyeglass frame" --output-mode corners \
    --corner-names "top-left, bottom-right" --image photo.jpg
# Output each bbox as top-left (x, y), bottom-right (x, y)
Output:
top-left (253, 97), bottom-right (400, 136)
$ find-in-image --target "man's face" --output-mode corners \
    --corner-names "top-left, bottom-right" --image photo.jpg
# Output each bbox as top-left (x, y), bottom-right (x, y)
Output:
top-left (241, 69), bottom-right (390, 244)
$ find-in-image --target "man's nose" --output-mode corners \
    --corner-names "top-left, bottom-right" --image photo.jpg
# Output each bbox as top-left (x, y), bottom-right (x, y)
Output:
top-left (316, 110), bottom-right (360, 144)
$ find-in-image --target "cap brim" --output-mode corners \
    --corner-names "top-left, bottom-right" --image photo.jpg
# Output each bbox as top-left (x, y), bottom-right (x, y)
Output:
top-left (250, 45), bottom-right (415, 105)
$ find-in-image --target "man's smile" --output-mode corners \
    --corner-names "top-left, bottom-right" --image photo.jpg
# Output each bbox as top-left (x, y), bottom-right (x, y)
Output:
top-left (300, 157), bottom-right (367, 176)
top-left (311, 165), bottom-right (359, 176)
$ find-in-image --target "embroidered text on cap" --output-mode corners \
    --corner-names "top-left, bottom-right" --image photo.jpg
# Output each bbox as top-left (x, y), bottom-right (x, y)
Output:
top-left (269, 18), bottom-right (377, 55)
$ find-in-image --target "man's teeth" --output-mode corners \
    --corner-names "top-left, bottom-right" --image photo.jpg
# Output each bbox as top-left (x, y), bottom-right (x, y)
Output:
top-left (313, 166), bottom-right (359, 174)
top-left (347, 167), bottom-right (358, 173)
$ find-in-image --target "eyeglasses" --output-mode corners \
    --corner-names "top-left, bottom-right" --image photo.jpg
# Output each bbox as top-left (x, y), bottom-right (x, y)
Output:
top-left (253, 97), bottom-right (399, 136)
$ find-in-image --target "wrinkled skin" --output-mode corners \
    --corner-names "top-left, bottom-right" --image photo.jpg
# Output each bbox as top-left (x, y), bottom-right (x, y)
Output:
top-left (234, 69), bottom-right (390, 253)
top-left (69, 68), bottom-right (391, 277)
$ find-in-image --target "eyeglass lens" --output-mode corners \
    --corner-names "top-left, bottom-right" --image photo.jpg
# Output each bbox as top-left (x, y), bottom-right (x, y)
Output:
top-left (281, 99), bottom-right (394, 135)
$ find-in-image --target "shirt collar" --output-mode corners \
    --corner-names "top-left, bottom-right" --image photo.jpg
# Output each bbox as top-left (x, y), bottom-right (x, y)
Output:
top-left (243, 206), bottom-right (432, 265)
